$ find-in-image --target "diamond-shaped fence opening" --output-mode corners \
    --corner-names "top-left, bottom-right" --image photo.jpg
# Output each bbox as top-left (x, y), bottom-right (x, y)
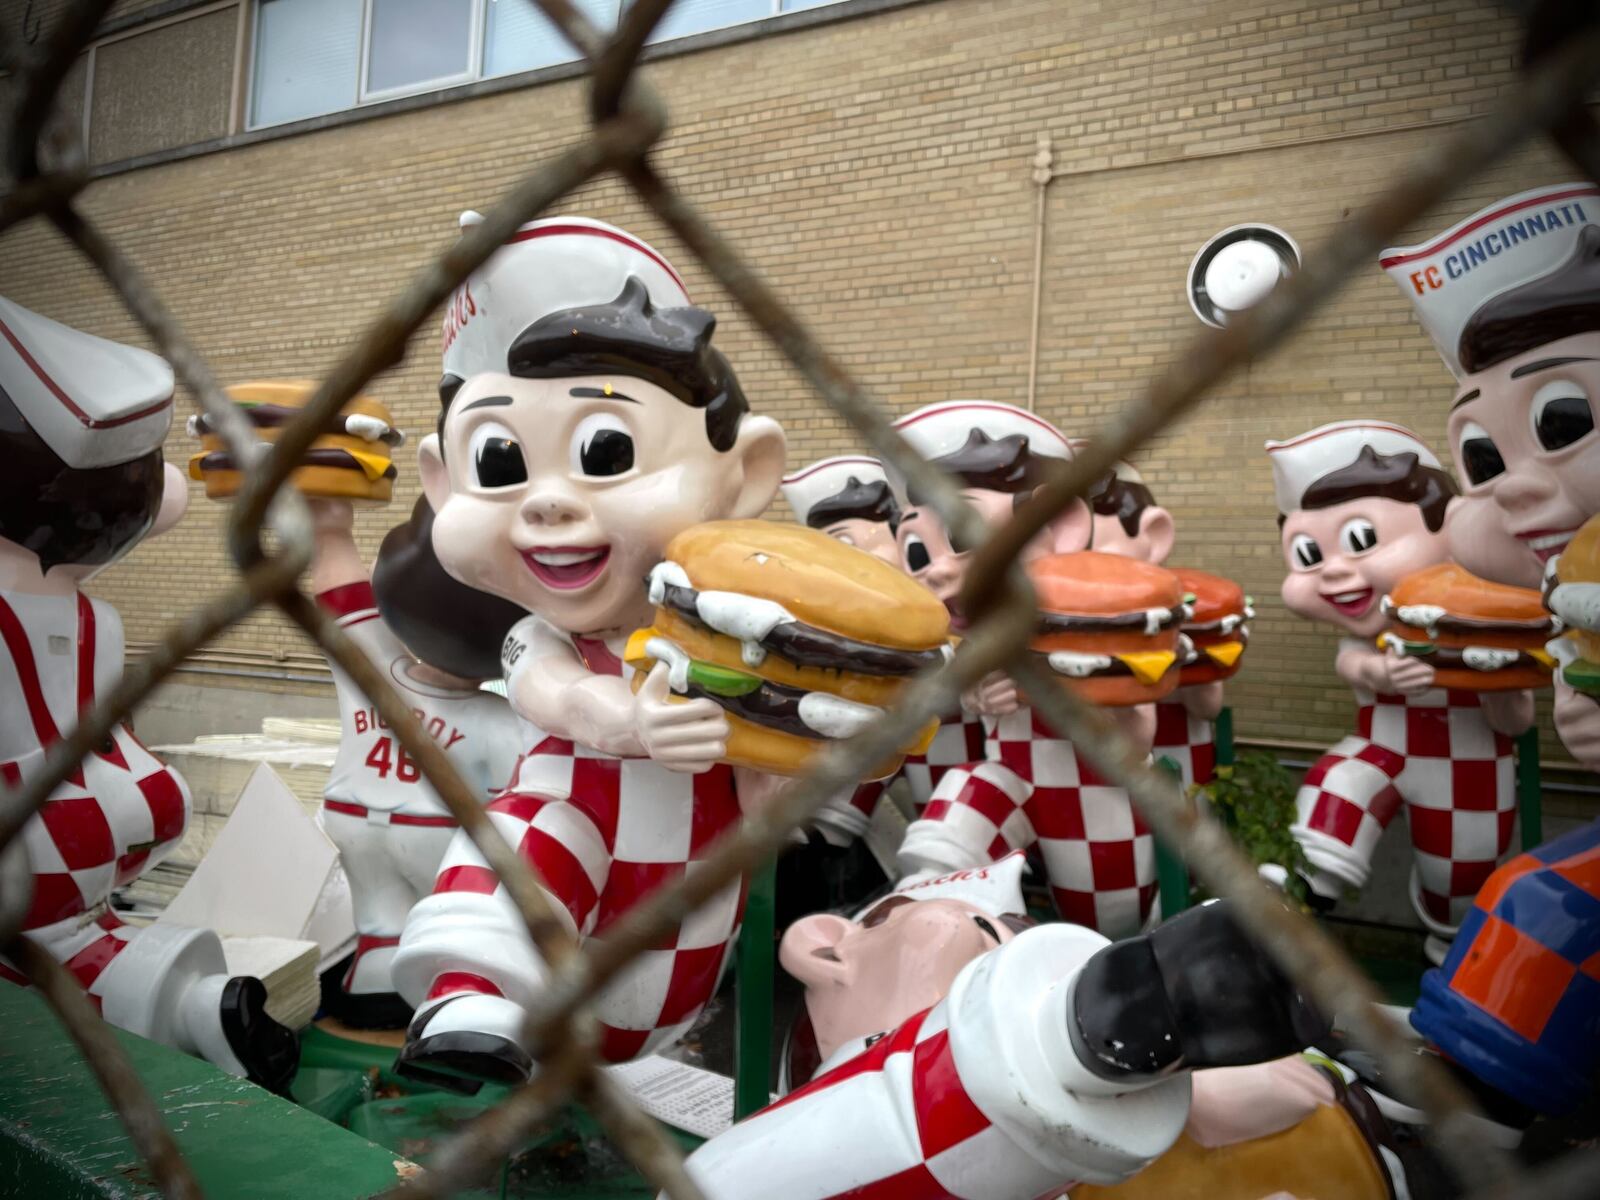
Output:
top-left (2, 1), bottom-right (1599, 1197)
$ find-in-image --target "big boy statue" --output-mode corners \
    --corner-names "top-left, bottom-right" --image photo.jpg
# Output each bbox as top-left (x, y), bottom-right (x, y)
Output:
top-left (1374, 184), bottom-right (1600, 1129)
top-left (0, 297), bottom-right (296, 1089)
top-left (1264, 421), bottom-right (1534, 961)
top-left (390, 217), bottom-right (788, 1089)
top-left (680, 856), bottom-right (1383, 1200)
top-left (888, 401), bottom-right (1168, 938)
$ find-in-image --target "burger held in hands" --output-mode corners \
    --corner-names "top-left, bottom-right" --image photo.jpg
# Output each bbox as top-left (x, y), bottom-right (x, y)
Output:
top-left (187, 379), bottom-right (404, 503)
top-left (1026, 550), bottom-right (1190, 707)
top-left (625, 520), bottom-right (948, 776)
top-left (1377, 563), bottom-right (1557, 691)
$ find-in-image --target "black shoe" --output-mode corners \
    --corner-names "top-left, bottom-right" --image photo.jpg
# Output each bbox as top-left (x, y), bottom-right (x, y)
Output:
top-left (325, 987), bottom-right (414, 1031)
top-left (220, 976), bottom-right (300, 1096)
top-left (393, 997), bottom-right (533, 1095)
top-left (1070, 899), bottom-right (1331, 1081)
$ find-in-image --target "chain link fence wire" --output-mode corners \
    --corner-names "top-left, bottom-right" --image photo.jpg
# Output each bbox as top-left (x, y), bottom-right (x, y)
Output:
top-left (2, 1), bottom-right (1599, 1197)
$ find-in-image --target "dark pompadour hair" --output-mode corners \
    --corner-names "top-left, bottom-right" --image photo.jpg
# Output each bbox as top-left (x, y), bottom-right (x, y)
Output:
top-left (1459, 224), bottom-right (1600, 375)
top-left (1296, 445), bottom-right (1457, 533)
top-left (372, 498), bottom-right (529, 681)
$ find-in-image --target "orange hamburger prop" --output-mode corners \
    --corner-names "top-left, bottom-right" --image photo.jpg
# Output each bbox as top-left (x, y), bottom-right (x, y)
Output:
top-left (187, 380), bottom-right (403, 503)
top-left (1172, 567), bottom-right (1252, 686)
top-left (1377, 563), bottom-right (1556, 691)
top-left (624, 521), bottom-right (948, 777)
top-left (1027, 551), bottom-right (1187, 707)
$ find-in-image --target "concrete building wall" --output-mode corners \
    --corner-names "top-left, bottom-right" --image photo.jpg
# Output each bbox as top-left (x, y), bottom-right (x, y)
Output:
top-left (0, 0), bottom-right (1587, 772)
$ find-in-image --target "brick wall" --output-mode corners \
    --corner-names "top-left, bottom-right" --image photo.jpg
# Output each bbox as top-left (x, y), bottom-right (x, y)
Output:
top-left (1, 0), bottom-right (1585, 766)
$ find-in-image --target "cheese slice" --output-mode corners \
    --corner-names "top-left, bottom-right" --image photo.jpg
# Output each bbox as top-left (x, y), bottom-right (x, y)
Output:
top-left (1528, 647), bottom-right (1556, 668)
top-left (1115, 650), bottom-right (1177, 685)
top-left (1201, 641), bottom-right (1244, 668)
top-left (336, 446), bottom-right (393, 481)
top-left (186, 451), bottom-right (210, 481)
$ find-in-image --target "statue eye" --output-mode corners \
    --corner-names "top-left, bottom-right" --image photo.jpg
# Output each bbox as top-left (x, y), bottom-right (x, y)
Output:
top-left (902, 533), bottom-right (931, 573)
top-left (1290, 533), bottom-right (1322, 571)
top-left (1531, 381), bottom-right (1594, 452)
top-left (972, 916), bottom-right (1000, 942)
top-left (1458, 421), bottom-right (1505, 485)
top-left (469, 421), bottom-right (527, 489)
top-left (1339, 519), bottom-right (1378, 555)
top-left (570, 414), bottom-right (635, 478)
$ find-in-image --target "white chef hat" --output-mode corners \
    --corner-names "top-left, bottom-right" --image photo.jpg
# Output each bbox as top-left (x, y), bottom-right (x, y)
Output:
top-left (0, 295), bottom-right (174, 470)
top-left (1381, 182), bottom-right (1600, 380)
top-left (883, 850), bottom-right (1029, 919)
top-left (884, 400), bottom-right (1071, 505)
top-left (780, 456), bottom-right (888, 527)
top-left (441, 214), bottom-right (692, 384)
top-left (1066, 438), bottom-right (1144, 484)
top-left (1265, 420), bottom-right (1441, 513)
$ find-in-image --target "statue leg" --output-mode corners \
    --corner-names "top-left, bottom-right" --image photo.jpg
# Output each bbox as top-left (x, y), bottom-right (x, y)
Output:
top-left (391, 788), bottom-right (606, 1093)
top-left (1287, 733), bottom-right (1404, 902)
top-left (896, 760), bottom-right (1034, 878)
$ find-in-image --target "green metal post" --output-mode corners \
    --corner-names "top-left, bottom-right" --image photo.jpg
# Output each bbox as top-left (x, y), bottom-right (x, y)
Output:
top-left (1154, 756), bottom-right (1191, 916)
top-left (734, 859), bottom-right (777, 1120)
top-left (1516, 727), bottom-right (1542, 851)
top-left (1215, 706), bottom-right (1235, 767)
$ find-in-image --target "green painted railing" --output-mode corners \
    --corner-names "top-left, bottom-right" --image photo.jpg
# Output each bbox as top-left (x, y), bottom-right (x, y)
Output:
top-left (733, 859), bottom-right (777, 1120)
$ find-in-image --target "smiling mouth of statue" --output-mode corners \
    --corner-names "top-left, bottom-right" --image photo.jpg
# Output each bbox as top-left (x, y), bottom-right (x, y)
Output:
top-left (943, 599), bottom-right (968, 631)
top-left (1321, 587), bottom-right (1374, 617)
top-left (521, 546), bottom-right (611, 589)
top-left (1516, 527), bottom-right (1580, 564)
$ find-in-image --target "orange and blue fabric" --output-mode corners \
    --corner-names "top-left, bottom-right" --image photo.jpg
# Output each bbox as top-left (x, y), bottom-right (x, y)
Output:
top-left (1410, 819), bottom-right (1600, 1114)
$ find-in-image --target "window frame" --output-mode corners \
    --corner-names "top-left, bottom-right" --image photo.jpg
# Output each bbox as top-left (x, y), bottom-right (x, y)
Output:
top-left (357, 0), bottom-right (486, 105)
top-left (246, 0), bottom-right (833, 133)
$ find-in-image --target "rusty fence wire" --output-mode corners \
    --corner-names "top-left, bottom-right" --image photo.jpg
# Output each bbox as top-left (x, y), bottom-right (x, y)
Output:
top-left (2, 1), bottom-right (1600, 1197)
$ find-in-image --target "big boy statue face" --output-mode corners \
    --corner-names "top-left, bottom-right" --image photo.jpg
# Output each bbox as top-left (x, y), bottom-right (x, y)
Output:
top-left (780, 856), bottom-right (1028, 1063)
top-left (1279, 497), bottom-right (1448, 638)
top-left (895, 489), bottom-right (1090, 628)
top-left (1446, 332), bottom-right (1600, 585)
top-left (421, 370), bottom-right (783, 635)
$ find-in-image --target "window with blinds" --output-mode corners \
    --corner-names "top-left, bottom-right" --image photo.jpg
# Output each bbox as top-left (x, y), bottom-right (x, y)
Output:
top-left (248, 0), bottom-right (850, 131)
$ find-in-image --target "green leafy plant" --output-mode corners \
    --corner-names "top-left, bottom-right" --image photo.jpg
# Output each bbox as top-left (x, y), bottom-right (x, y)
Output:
top-left (1189, 751), bottom-right (1311, 909)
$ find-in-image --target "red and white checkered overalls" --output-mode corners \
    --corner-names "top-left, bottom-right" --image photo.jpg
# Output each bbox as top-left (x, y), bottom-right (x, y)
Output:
top-left (900, 708), bottom-right (1157, 940)
top-left (681, 924), bottom-right (1189, 1199)
top-left (1151, 700), bottom-right (1215, 791)
top-left (392, 632), bottom-right (748, 1062)
top-left (1292, 685), bottom-right (1517, 937)
top-left (815, 712), bottom-right (990, 844)
top-left (0, 589), bottom-right (191, 1007)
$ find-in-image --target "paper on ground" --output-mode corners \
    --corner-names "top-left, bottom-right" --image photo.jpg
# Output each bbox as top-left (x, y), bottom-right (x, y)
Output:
top-left (160, 763), bottom-right (355, 971)
top-left (605, 1055), bottom-right (775, 1140)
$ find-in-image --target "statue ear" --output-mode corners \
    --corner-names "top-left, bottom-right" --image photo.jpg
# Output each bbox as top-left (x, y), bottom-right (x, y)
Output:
top-left (779, 913), bottom-right (853, 986)
top-left (418, 433), bottom-right (451, 513)
top-left (725, 415), bottom-right (787, 519)
top-left (1139, 505), bottom-right (1175, 565)
top-left (1045, 496), bottom-right (1093, 555)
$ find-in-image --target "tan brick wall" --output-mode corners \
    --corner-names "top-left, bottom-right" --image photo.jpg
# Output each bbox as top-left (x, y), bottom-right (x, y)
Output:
top-left (0, 0), bottom-right (1585, 767)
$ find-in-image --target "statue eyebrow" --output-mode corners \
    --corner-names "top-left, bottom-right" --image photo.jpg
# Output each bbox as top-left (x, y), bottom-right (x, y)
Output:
top-left (569, 386), bottom-right (639, 403)
top-left (1509, 356), bottom-right (1596, 379)
top-left (1450, 389), bottom-right (1480, 410)
top-left (460, 394), bottom-right (512, 412)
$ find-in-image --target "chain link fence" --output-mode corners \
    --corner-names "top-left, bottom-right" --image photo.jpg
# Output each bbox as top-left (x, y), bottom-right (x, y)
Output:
top-left (2, 1), bottom-right (1598, 1197)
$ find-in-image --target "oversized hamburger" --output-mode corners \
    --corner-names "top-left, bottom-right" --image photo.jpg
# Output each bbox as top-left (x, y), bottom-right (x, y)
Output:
top-left (624, 520), bottom-right (948, 776)
top-left (187, 380), bottom-right (403, 502)
top-left (1027, 551), bottom-right (1188, 707)
top-left (1545, 515), bottom-right (1600, 697)
top-left (1171, 567), bottom-right (1252, 686)
top-left (1377, 563), bottom-right (1556, 691)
